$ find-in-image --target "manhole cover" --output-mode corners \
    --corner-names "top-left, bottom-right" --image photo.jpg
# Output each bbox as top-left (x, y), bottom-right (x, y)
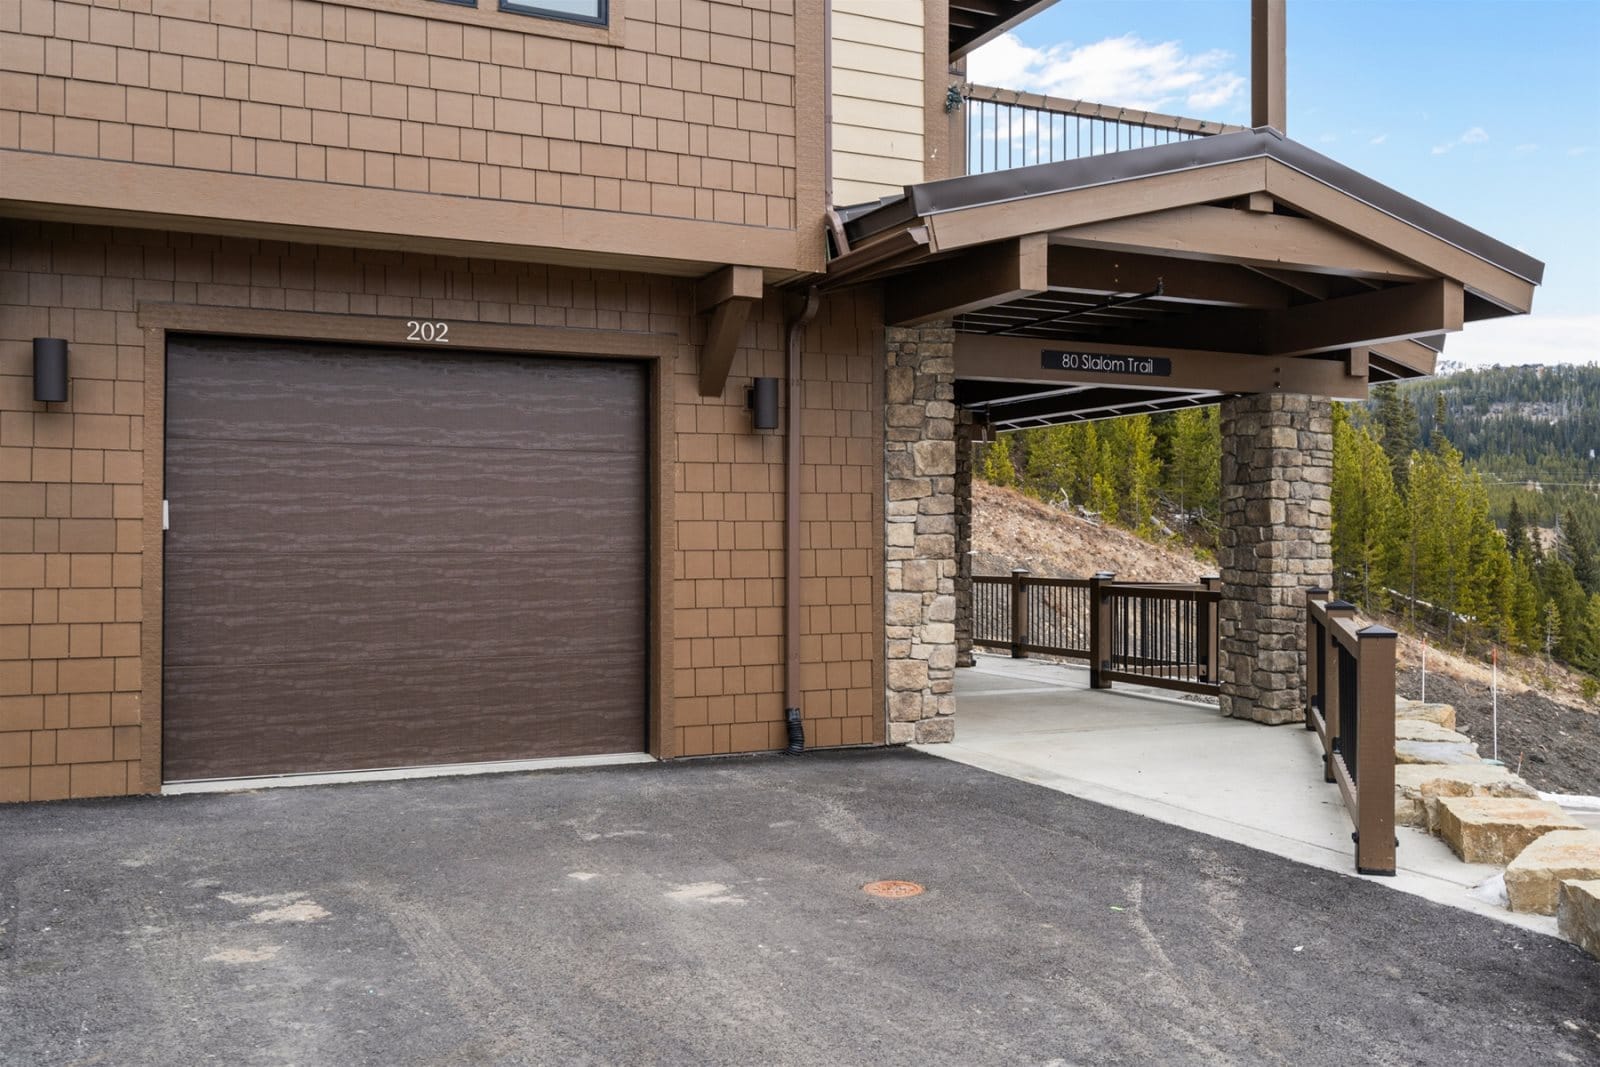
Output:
top-left (863, 880), bottom-right (924, 898)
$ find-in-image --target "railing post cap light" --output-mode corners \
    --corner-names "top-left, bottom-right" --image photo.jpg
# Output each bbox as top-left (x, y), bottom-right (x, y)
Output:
top-left (1356, 624), bottom-right (1398, 638)
top-left (32, 337), bottom-right (69, 404)
top-left (1326, 599), bottom-right (1357, 612)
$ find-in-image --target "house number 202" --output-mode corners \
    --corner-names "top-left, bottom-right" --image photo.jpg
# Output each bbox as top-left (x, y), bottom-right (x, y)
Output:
top-left (406, 320), bottom-right (450, 343)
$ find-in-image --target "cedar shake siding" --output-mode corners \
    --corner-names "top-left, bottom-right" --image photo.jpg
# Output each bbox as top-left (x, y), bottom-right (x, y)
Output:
top-left (0, 220), bottom-right (884, 800)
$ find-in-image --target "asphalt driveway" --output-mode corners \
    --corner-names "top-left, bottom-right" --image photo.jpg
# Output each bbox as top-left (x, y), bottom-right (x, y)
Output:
top-left (2, 749), bottom-right (1596, 1066)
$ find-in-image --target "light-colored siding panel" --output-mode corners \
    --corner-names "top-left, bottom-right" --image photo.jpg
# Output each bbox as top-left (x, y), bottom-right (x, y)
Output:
top-left (832, 125), bottom-right (925, 159)
top-left (835, 68), bottom-right (925, 109)
top-left (832, 39), bottom-right (924, 80)
top-left (832, 0), bottom-right (925, 203)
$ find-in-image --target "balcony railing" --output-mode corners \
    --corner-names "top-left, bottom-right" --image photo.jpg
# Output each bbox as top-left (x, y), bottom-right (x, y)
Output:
top-left (1305, 590), bottom-right (1398, 876)
top-left (963, 84), bottom-right (1244, 175)
top-left (972, 570), bottom-right (1221, 697)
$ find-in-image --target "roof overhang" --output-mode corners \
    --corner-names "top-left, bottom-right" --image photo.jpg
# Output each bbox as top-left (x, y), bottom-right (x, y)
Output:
top-left (950, 1), bottom-right (1064, 62)
top-left (827, 128), bottom-right (1542, 427)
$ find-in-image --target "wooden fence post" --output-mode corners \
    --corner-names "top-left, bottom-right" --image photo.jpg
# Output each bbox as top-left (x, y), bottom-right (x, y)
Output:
top-left (1304, 588), bottom-right (1329, 731)
top-left (1199, 575), bottom-right (1221, 683)
top-left (1355, 624), bottom-right (1398, 876)
top-left (1321, 599), bottom-right (1357, 783)
top-left (1010, 568), bottom-right (1030, 659)
top-left (1089, 571), bottom-right (1115, 689)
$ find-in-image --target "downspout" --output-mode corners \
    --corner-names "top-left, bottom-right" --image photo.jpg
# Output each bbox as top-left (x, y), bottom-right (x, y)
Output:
top-left (784, 288), bottom-right (822, 752)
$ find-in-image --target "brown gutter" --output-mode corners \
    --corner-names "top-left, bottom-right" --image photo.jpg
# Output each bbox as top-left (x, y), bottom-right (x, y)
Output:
top-left (784, 287), bottom-right (822, 750)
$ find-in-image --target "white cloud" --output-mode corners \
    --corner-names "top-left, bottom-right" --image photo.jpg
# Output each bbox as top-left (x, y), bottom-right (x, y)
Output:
top-left (1370, 133), bottom-right (1389, 146)
top-left (1432, 126), bottom-right (1490, 155)
top-left (967, 32), bottom-right (1245, 117)
top-left (1515, 143), bottom-right (1538, 154)
top-left (1569, 145), bottom-right (1593, 157)
top-left (1446, 314), bottom-right (1600, 367)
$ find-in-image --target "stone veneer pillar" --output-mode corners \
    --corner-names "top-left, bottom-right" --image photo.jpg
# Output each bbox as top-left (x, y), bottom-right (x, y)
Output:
top-left (954, 410), bottom-right (976, 668)
top-left (1217, 393), bottom-right (1334, 724)
top-left (884, 323), bottom-right (958, 744)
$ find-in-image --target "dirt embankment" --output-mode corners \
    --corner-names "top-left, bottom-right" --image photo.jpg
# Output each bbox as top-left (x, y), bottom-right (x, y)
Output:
top-left (974, 481), bottom-right (1600, 796)
top-left (972, 482), bottom-right (1212, 583)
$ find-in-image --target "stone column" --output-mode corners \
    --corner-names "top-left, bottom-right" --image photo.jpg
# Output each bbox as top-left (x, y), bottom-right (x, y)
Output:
top-left (954, 410), bottom-right (976, 668)
top-left (1217, 393), bottom-right (1333, 724)
top-left (885, 323), bottom-right (958, 744)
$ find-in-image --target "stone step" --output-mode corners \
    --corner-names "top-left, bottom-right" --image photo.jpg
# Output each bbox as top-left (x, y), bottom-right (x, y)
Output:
top-left (1395, 738), bottom-right (1481, 766)
top-left (1558, 879), bottom-right (1600, 959)
top-left (1393, 764), bottom-right (1539, 829)
top-left (1432, 796), bottom-right (1585, 865)
top-left (1395, 720), bottom-right (1473, 744)
top-left (1396, 698), bottom-right (1457, 731)
top-left (1505, 830), bottom-right (1600, 915)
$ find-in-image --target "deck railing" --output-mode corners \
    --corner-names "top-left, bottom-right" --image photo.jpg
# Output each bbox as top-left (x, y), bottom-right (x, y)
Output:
top-left (963, 84), bottom-right (1244, 175)
top-left (1305, 590), bottom-right (1398, 876)
top-left (972, 570), bottom-right (1221, 697)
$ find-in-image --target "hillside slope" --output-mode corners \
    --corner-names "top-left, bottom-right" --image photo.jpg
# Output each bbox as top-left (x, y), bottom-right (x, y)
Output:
top-left (973, 481), bottom-right (1599, 794)
top-left (973, 482), bottom-right (1212, 583)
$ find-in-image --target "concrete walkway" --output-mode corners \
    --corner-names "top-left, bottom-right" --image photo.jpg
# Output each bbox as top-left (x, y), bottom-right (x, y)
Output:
top-left (925, 653), bottom-right (1558, 935)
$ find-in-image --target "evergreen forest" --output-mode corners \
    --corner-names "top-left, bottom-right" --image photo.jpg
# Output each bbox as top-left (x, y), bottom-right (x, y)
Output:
top-left (974, 363), bottom-right (1600, 679)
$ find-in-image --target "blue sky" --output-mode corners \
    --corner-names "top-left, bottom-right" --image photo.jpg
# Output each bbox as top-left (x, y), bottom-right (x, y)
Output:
top-left (969, 1), bottom-right (1600, 366)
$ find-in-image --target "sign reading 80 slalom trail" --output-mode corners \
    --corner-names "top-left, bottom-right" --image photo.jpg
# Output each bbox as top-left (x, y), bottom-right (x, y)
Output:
top-left (1041, 350), bottom-right (1173, 378)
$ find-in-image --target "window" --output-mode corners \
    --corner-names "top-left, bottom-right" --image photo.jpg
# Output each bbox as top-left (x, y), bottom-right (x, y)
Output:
top-left (432, 0), bottom-right (606, 25)
top-left (500, 0), bottom-right (606, 24)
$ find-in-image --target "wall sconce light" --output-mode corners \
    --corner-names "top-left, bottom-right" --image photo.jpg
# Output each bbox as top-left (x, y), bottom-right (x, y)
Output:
top-left (747, 376), bottom-right (779, 430)
top-left (33, 338), bottom-right (69, 403)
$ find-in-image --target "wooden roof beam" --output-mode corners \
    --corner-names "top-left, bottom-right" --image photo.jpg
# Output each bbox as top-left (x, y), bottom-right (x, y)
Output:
top-left (695, 265), bottom-right (764, 398)
top-left (954, 332), bottom-right (1369, 399)
top-left (1047, 246), bottom-right (1294, 308)
top-left (1097, 278), bottom-right (1463, 357)
top-left (1053, 204), bottom-right (1431, 281)
top-left (885, 235), bottom-right (1049, 326)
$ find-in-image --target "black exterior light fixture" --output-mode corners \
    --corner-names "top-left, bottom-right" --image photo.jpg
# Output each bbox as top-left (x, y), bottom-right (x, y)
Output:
top-left (748, 376), bottom-right (779, 430)
top-left (33, 338), bottom-right (68, 403)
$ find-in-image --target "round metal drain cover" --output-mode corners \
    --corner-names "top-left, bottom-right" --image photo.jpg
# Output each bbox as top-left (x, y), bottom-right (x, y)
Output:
top-left (863, 880), bottom-right (924, 898)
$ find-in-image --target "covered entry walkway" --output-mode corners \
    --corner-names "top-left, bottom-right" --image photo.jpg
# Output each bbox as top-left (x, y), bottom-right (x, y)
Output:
top-left (838, 124), bottom-right (1542, 742)
top-left (929, 653), bottom-right (1559, 933)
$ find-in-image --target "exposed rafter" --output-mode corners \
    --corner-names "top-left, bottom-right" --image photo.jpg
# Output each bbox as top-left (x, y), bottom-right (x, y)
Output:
top-left (949, 1), bottom-right (1063, 61)
top-left (884, 235), bottom-right (1048, 326)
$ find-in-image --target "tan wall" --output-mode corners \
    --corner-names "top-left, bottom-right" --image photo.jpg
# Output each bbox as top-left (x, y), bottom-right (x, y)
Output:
top-left (830, 0), bottom-right (923, 206)
top-left (0, 0), bottom-right (818, 270)
top-left (0, 218), bottom-right (883, 802)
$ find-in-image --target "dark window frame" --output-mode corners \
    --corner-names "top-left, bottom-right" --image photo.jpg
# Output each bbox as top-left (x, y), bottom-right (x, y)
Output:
top-left (498, 0), bottom-right (608, 26)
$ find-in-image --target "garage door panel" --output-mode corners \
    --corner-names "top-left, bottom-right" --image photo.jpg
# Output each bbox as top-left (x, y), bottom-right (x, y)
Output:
top-left (164, 439), bottom-right (646, 556)
top-left (164, 554), bottom-right (645, 668)
top-left (163, 654), bottom-right (646, 781)
top-left (163, 336), bottom-right (650, 780)
top-left (167, 341), bottom-right (646, 455)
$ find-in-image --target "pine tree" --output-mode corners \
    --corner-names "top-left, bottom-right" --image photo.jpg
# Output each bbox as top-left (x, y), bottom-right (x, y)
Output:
top-left (1165, 407), bottom-right (1221, 527)
top-left (1331, 406), bottom-right (1400, 611)
top-left (1022, 425), bottom-right (1074, 503)
top-left (1374, 383), bottom-right (1419, 491)
top-left (1563, 507), bottom-right (1598, 594)
top-left (979, 436), bottom-right (1016, 486)
top-left (1505, 498), bottom-right (1528, 561)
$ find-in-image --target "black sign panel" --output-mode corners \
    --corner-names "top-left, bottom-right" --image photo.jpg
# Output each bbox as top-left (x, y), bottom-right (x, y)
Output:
top-left (1041, 350), bottom-right (1173, 377)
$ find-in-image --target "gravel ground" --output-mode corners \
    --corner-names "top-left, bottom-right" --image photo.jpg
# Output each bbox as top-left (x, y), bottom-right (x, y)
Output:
top-left (2, 750), bottom-right (1597, 1066)
top-left (1396, 665), bottom-right (1600, 795)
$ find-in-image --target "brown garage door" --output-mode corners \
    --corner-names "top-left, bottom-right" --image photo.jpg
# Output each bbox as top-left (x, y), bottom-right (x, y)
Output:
top-left (162, 336), bottom-right (648, 781)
